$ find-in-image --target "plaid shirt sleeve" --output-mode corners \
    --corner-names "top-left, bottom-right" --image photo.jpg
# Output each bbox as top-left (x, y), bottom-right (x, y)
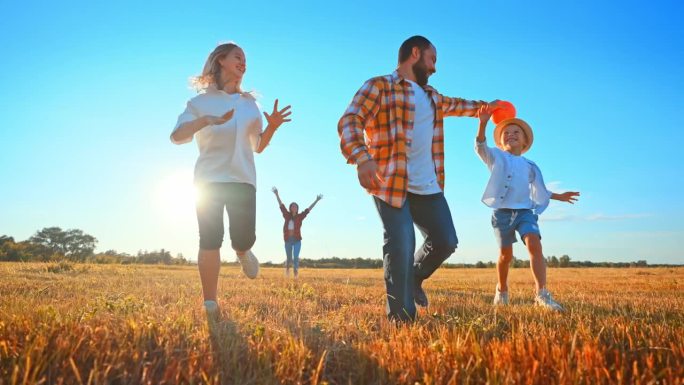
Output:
top-left (338, 78), bottom-right (383, 165)
top-left (279, 203), bottom-right (289, 219)
top-left (439, 94), bottom-right (486, 118)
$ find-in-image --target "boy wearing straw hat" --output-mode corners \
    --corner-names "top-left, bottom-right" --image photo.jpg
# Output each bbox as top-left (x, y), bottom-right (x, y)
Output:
top-left (475, 105), bottom-right (580, 311)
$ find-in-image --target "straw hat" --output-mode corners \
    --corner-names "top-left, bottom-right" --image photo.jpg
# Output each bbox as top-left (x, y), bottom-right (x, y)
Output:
top-left (493, 118), bottom-right (534, 154)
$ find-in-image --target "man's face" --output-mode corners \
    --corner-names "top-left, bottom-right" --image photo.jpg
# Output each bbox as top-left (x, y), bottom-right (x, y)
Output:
top-left (412, 45), bottom-right (437, 86)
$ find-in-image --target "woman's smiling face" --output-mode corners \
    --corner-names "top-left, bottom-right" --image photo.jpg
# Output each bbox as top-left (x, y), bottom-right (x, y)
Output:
top-left (219, 47), bottom-right (246, 81)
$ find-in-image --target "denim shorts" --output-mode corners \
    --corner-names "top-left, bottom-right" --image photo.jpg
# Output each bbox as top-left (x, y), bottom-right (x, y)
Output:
top-left (491, 208), bottom-right (541, 247)
top-left (195, 182), bottom-right (256, 251)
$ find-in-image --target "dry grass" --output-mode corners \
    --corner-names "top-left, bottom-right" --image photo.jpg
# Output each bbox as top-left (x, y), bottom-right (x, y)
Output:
top-left (0, 263), bottom-right (682, 384)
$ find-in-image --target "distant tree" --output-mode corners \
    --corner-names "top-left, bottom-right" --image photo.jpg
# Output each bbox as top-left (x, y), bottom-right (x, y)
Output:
top-left (29, 227), bottom-right (68, 255)
top-left (475, 261), bottom-right (487, 268)
top-left (559, 254), bottom-right (571, 268)
top-left (511, 256), bottom-right (525, 268)
top-left (630, 260), bottom-right (648, 268)
top-left (90, 249), bottom-right (136, 264)
top-left (0, 235), bottom-right (14, 246)
top-left (0, 238), bottom-right (22, 261)
top-left (0, 238), bottom-right (51, 262)
top-left (176, 253), bottom-right (187, 264)
top-left (548, 255), bottom-right (559, 267)
top-left (29, 227), bottom-right (97, 261)
top-left (65, 230), bottom-right (97, 262)
top-left (299, 257), bottom-right (383, 269)
top-left (135, 249), bottom-right (178, 264)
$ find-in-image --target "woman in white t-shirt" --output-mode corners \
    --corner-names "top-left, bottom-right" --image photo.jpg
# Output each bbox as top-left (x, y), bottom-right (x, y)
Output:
top-left (171, 42), bottom-right (292, 316)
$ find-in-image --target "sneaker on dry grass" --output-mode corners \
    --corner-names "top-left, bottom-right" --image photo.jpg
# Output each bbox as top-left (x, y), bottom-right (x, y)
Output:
top-left (535, 288), bottom-right (564, 312)
top-left (237, 250), bottom-right (259, 279)
top-left (493, 287), bottom-right (509, 306)
top-left (204, 300), bottom-right (220, 325)
top-left (204, 300), bottom-right (219, 312)
top-left (413, 279), bottom-right (428, 308)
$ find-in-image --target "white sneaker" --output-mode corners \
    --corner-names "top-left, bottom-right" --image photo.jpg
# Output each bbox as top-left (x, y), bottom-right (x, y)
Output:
top-left (493, 287), bottom-right (509, 306)
top-left (535, 288), bottom-right (564, 311)
top-left (237, 250), bottom-right (259, 279)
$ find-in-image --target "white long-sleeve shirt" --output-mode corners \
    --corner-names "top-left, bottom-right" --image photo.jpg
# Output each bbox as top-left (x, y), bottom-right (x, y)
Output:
top-left (475, 139), bottom-right (553, 214)
top-left (172, 89), bottom-right (263, 187)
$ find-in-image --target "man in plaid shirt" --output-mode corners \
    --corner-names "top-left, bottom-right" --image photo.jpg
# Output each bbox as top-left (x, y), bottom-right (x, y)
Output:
top-left (338, 35), bottom-right (501, 322)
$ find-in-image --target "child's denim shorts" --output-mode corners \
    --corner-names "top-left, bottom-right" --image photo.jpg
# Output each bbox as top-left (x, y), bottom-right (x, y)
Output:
top-left (491, 208), bottom-right (541, 247)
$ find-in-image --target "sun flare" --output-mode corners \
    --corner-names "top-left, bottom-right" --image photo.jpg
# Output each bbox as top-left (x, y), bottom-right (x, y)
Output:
top-left (155, 170), bottom-right (198, 217)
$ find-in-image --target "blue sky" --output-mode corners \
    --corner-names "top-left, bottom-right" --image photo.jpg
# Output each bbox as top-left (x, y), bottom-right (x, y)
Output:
top-left (1, 0), bottom-right (682, 264)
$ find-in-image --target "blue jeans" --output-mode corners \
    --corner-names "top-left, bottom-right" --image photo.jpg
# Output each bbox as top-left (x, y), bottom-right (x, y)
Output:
top-left (374, 192), bottom-right (458, 321)
top-left (284, 237), bottom-right (302, 272)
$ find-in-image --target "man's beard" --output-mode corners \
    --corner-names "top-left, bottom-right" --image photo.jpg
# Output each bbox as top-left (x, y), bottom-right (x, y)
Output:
top-left (412, 60), bottom-right (430, 86)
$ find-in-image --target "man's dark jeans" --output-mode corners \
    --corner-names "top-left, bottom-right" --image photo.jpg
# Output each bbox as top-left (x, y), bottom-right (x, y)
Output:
top-left (373, 192), bottom-right (458, 321)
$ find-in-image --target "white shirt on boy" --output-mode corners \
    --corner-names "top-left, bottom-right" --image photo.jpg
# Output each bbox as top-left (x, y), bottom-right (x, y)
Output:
top-left (475, 139), bottom-right (553, 214)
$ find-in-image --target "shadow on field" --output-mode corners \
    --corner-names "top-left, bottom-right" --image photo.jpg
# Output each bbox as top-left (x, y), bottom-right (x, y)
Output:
top-left (207, 314), bottom-right (277, 385)
top-left (282, 318), bottom-right (396, 385)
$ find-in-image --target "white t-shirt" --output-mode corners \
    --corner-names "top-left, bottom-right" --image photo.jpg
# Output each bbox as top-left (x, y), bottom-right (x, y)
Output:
top-left (172, 89), bottom-right (263, 187)
top-left (406, 80), bottom-right (441, 195)
top-left (287, 219), bottom-right (295, 231)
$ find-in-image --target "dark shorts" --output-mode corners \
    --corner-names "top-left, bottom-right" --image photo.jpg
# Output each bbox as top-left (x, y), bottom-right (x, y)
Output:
top-left (195, 182), bottom-right (256, 251)
top-left (491, 208), bottom-right (541, 247)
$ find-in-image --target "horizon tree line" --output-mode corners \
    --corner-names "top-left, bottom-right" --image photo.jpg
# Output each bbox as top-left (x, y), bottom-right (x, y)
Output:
top-left (0, 227), bottom-right (657, 268)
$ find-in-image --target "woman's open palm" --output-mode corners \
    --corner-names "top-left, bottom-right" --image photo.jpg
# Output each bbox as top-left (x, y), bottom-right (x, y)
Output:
top-left (263, 99), bottom-right (292, 129)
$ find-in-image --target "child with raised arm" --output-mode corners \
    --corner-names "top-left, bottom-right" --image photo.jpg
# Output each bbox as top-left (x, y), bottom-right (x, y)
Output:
top-left (475, 105), bottom-right (579, 311)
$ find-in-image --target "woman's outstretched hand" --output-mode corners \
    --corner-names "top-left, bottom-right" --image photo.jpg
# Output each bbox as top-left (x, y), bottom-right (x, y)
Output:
top-left (316, 194), bottom-right (323, 201)
top-left (204, 109), bottom-right (234, 126)
top-left (272, 186), bottom-right (279, 195)
top-left (263, 99), bottom-right (292, 130)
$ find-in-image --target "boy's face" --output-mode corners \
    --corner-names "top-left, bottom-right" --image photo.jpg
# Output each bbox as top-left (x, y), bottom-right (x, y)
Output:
top-left (501, 124), bottom-right (527, 152)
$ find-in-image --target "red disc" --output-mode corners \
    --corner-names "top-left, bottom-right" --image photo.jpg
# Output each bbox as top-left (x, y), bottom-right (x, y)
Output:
top-left (491, 101), bottom-right (516, 124)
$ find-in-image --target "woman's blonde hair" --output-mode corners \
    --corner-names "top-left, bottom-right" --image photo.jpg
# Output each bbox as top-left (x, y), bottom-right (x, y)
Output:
top-left (191, 42), bottom-right (243, 93)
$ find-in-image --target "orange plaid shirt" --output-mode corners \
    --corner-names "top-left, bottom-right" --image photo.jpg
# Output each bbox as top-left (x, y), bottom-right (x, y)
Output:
top-left (338, 71), bottom-right (486, 208)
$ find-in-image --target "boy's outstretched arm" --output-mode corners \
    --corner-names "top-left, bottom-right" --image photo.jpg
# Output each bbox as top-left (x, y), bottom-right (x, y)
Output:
top-left (474, 105), bottom-right (495, 166)
top-left (551, 191), bottom-right (580, 204)
top-left (476, 104), bottom-right (492, 143)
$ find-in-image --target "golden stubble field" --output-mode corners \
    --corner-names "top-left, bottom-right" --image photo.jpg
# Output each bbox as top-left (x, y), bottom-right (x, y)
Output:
top-left (0, 263), bottom-right (682, 385)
